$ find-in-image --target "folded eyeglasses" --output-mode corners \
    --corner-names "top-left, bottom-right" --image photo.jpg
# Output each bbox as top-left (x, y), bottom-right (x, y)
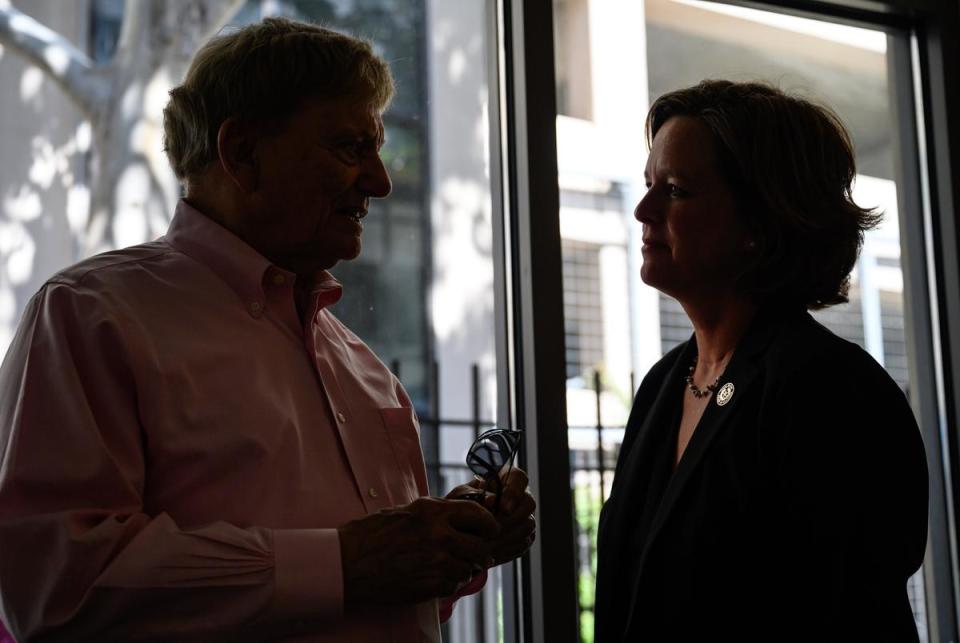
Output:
top-left (459, 427), bottom-right (523, 514)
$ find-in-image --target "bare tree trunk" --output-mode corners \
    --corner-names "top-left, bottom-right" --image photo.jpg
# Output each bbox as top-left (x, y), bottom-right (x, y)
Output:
top-left (0, 0), bottom-right (245, 254)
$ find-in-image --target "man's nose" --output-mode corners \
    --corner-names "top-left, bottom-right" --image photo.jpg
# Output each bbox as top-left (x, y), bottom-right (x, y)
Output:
top-left (361, 153), bottom-right (392, 198)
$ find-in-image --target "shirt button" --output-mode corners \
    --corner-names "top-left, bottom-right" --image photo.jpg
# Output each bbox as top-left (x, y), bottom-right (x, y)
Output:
top-left (368, 487), bottom-right (378, 499)
top-left (337, 412), bottom-right (346, 423)
top-left (249, 301), bottom-right (263, 314)
top-left (272, 273), bottom-right (285, 286)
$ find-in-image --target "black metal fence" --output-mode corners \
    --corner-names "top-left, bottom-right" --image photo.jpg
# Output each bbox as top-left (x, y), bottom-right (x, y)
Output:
top-left (391, 360), bottom-right (624, 642)
top-left (566, 370), bottom-right (629, 642)
top-left (390, 360), bottom-right (497, 642)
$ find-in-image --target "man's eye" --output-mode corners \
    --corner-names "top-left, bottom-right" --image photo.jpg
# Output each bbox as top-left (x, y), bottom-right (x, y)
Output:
top-left (334, 143), bottom-right (362, 163)
top-left (668, 184), bottom-right (686, 197)
top-left (331, 139), bottom-right (382, 165)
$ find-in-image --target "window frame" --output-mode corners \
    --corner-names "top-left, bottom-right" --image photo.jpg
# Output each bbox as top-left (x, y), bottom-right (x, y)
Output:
top-left (499, 0), bottom-right (960, 641)
top-left (496, 1), bottom-right (580, 642)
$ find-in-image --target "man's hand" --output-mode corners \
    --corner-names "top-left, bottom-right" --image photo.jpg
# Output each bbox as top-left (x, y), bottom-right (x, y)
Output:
top-left (447, 467), bottom-right (536, 567)
top-left (337, 497), bottom-right (500, 607)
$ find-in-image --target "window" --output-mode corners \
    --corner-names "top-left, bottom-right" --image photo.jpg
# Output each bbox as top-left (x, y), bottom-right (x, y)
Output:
top-left (2, 1), bottom-right (959, 641)
top-left (562, 239), bottom-right (605, 381)
top-left (8, 0), bottom-right (513, 640)
top-left (250, 2), bottom-right (512, 640)
top-left (551, 1), bottom-right (952, 640)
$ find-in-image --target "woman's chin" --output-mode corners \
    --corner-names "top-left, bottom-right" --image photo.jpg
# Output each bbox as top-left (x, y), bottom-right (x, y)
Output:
top-left (639, 265), bottom-right (667, 291)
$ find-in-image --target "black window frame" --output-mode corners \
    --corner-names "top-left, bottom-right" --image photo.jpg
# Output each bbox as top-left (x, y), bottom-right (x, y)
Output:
top-left (498, 0), bottom-right (960, 641)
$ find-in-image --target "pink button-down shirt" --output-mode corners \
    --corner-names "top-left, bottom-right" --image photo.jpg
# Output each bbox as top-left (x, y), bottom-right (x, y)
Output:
top-left (0, 201), bottom-right (444, 642)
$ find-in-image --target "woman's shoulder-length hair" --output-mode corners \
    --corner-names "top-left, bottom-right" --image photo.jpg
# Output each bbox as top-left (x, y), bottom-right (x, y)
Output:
top-left (646, 79), bottom-right (882, 310)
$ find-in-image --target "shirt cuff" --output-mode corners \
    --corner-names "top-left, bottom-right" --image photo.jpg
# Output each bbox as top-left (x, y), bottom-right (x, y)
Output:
top-left (272, 528), bottom-right (343, 620)
top-left (438, 569), bottom-right (488, 623)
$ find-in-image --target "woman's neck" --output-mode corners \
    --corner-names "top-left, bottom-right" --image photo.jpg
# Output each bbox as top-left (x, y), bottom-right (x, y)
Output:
top-left (682, 294), bottom-right (758, 368)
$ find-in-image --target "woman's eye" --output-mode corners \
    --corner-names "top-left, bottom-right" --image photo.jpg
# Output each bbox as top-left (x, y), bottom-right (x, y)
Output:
top-left (643, 182), bottom-right (685, 197)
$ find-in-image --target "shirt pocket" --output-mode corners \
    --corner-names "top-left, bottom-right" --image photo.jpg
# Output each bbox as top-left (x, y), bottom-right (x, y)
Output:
top-left (379, 407), bottom-right (430, 500)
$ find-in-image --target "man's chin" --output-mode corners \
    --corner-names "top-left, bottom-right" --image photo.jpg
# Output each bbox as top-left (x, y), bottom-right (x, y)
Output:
top-left (321, 245), bottom-right (362, 270)
top-left (341, 242), bottom-right (362, 263)
top-left (286, 242), bottom-right (362, 276)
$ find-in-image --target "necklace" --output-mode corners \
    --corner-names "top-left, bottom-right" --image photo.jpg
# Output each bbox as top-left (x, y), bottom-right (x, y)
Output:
top-left (685, 355), bottom-right (721, 399)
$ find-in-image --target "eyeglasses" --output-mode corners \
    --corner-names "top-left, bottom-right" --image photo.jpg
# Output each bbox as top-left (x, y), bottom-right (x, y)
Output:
top-left (460, 427), bottom-right (523, 514)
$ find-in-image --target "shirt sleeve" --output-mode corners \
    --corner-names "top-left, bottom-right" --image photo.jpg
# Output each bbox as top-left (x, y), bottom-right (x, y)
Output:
top-left (0, 284), bottom-right (342, 641)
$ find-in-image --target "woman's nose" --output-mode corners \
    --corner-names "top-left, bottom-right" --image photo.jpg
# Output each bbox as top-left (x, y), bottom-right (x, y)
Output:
top-left (634, 190), bottom-right (658, 223)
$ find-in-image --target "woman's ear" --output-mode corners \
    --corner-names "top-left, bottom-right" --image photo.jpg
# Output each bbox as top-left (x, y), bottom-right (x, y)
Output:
top-left (216, 117), bottom-right (259, 193)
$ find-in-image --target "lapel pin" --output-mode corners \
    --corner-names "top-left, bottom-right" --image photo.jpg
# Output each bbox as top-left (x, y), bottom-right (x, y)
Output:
top-left (716, 382), bottom-right (735, 407)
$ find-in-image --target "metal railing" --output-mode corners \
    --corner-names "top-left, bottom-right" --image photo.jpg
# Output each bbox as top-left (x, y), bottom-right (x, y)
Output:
top-left (566, 370), bottom-right (628, 643)
top-left (390, 360), bottom-right (495, 642)
top-left (392, 360), bottom-right (623, 642)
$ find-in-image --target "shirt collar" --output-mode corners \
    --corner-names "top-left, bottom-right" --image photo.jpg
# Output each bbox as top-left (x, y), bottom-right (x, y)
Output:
top-left (164, 199), bottom-right (343, 312)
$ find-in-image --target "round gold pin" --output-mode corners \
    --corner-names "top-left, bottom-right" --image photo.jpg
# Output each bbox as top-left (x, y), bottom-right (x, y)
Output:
top-left (716, 382), bottom-right (735, 406)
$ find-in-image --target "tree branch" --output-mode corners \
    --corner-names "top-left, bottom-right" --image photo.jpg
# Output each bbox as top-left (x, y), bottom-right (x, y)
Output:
top-left (112, 0), bottom-right (146, 68)
top-left (108, 0), bottom-right (247, 80)
top-left (200, 0), bottom-right (247, 42)
top-left (163, 0), bottom-right (248, 60)
top-left (0, 4), bottom-right (110, 116)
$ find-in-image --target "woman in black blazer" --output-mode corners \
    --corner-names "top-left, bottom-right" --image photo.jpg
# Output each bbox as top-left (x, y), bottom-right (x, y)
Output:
top-left (594, 80), bottom-right (928, 642)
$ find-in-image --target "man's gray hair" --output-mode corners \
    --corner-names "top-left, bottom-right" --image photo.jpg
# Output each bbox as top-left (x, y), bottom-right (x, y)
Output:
top-left (162, 17), bottom-right (394, 181)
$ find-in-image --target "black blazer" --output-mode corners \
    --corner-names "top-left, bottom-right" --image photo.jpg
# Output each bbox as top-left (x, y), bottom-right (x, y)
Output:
top-left (595, 305), bottom-right (928, 642)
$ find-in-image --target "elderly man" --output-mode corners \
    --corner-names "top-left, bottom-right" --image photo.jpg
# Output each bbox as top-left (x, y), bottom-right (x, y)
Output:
top-left (0, 17), bottom-right (535, 642)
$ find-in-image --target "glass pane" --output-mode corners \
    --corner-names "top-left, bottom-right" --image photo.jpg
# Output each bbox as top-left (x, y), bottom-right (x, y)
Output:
top-left (0, 0), bottom-right (508, 640)
top-left (245, 3), bottom-right (509, 640)
top-left (553, 1), bottom-right (927, 640)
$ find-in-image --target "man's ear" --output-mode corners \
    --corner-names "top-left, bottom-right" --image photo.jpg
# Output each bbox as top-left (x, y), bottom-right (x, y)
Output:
top-left (216, 117), bottom-right (259, 193)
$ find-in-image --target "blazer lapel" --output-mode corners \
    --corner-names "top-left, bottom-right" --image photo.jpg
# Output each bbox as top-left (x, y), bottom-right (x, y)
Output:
top-left (624, 305), bottom-right (798, 621)
top-left (597, 342), bottom-right (693, 576)
top-left (612, 341), bottom-right (695, 500)
top-left (643, 356), bottom-right (761, 565)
